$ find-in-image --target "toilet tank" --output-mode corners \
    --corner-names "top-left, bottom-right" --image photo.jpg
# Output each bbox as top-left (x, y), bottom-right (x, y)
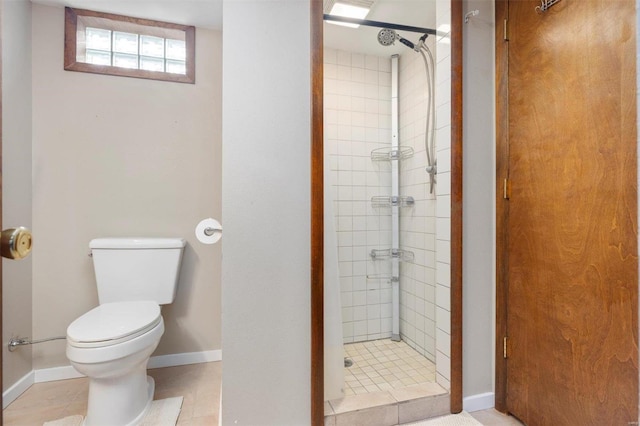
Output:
top-left (90, 238), bottom-right (186, 305)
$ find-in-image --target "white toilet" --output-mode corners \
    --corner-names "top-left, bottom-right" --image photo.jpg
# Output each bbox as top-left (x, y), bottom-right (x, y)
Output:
top-left (66, 237), bottom-right (186, 426)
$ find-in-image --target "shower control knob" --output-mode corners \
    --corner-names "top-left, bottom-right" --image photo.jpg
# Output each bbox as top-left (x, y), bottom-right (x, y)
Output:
top-left (1, 227), bottom-right (33, 260)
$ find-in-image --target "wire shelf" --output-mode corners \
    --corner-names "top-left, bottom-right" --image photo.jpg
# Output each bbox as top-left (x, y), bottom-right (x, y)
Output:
top-left (370, 146), bottom-right (414, 162)
top-left (371, 196), bottom-right (415, 208)
top-left (369, 248), bottom-right (415, 263)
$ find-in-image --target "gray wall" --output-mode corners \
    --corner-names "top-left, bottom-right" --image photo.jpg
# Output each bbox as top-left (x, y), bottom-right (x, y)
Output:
top-left (30, 4), bottom-right (222, 369)
top-left (2, 0), bottom-right (33, 391)
top-left (462, 0), bottom-right (496, 401)
top-left (221, 1), bottom-right (311, 424)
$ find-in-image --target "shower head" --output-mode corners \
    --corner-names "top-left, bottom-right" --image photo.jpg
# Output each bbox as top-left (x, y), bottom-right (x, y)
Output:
top-left (377, 28), bottom-right (397, 46)
top-left (377, 28), bottom-right (416, 50)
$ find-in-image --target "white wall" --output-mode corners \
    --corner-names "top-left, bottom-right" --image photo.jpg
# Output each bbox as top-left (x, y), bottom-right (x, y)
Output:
top-left (221, 1), bottom-right (311, 425)
top-left (30, 4), bottom-right (222, 369)
top-left (324, 48), bottom-right (395, 344)
top-left (2, 0), bottom-right (33, 391)
top-left (461, 0), bottom-right (496, 404)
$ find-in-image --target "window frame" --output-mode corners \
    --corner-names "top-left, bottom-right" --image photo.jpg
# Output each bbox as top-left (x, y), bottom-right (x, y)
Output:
top-left (64, 7), bottom-right (196, 84)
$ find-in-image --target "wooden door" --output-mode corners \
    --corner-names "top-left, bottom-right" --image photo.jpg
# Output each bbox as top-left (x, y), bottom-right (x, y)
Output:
top-left (504, 0), bottom-right (638, 424)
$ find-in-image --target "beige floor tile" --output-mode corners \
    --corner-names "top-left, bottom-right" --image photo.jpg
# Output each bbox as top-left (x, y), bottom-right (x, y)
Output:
top-left (470, 409), bottom-right (525, 425)
top-left (3, 362), bottom-right (221, 425)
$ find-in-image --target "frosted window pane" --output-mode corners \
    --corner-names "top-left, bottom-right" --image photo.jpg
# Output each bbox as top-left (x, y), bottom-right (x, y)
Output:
top-left (140, 35), bottom-right (164, 58)
top-left (113, 53), bottom-right (138, 69)
top-left (113, 32), bottom-right (138, 54)
top-left (165, 39), bottom-right (186, 60)
top-left (140, 56), bottom-right (164, 72)
top-left (86, 27), bottom-right (111, 51)
top-left (86, 49), bottom-right (111, 66)
top-left (166, 59), bottom-right (186, 74)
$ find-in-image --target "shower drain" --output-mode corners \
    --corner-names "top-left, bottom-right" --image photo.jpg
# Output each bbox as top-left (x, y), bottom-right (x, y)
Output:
top-left (344, 358), bottom-right (353, 367)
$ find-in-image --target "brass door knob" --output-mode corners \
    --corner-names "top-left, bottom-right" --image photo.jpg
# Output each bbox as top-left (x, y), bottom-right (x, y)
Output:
top-left (1, 227), bottom-right (32, 260)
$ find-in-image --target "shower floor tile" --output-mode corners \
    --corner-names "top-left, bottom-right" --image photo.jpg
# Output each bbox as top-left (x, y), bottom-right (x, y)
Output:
top-left (343, 339), bottom-right (436, 396)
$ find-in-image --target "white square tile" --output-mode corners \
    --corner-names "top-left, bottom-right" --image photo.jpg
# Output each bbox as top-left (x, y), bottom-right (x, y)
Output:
top-left (435, 350), bottom-right (450, 380)
top-left (435, 239), bottom-right (450, 264)
top-left (340, 276), bottom-right (353, 291)
top-left (435, 327), bottom-right (450, 358)
top-left (325, 63), bottom-right (337, 79)
top-left (365, 69), bottom-right (378, 85)
top-left (435, 306), bottom-right (450, 334)
top-left (338, 95), bottom-right (352, 111)
top-left (378, 56), bottom-right (391, 72)
top-left (436, 217), bottom-right (450, 241)
top-left (352, 126), bottom-right (366, 142)
top-left (352, 82), bottom-right (365, 97)
top-left (324, 48), bottom-right (337, 64)
top-left (435, 283), bottom-right (450, 311)
top-left (353, 291), bottom-right (367, 306)
top-left (337, 50), bottom-right (351, 66)
top-left (351, 67), bottom-right (365, 83)
top-left (365, 54), bottom-right (379, 70)
top-left (341, 291), bottom-right (354, 308)
top-left (352, 52), bottom-right (365, 68)
top-left (353, 275), bottom-right (367, 291)
top-left (338, 65), bottom-right (351, 81)
top-left (436, 261), bottom-right (450, 287)
top-left (353, 305), bottom-right (367, 321)
top-left (353, 320), bottom-right (368, 337)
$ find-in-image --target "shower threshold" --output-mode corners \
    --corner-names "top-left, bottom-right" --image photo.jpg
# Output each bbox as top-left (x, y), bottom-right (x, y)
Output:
top-left (325, 339), bottom-right (449, 425)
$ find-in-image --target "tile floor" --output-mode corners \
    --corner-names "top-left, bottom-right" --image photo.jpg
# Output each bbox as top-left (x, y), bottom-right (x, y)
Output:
top-left (344, 339), bottom-right (436, 396)
top-left (1, 358), bottom-right (523, 426)
top-left (2, 362), bottom-right (220, 426)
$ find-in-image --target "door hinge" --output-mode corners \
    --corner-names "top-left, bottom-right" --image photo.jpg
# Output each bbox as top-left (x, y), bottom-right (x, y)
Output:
top-left (503, 336), bottom-right (509, 359)
top-left (503, 178), bottom-right (511, 199)
top-left (503, 19), bottom-right (509, 41)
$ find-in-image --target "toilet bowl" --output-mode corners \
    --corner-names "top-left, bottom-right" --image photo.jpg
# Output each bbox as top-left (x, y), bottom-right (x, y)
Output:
top-left (67, 301), bottom-right (165, 426)
top-left (66, 237), bottom-right (185, 425)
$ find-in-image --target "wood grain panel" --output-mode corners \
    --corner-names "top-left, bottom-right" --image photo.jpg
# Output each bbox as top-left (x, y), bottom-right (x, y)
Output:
top-left (0, 2), bottom-right (4, 423)
top-left (505, 0), bottom-right (638, 424)
top-left (310, 0), bottom-right (324, 425)
top-left (450, 0), bottom-right (463, 414)
top-left (494, 0), bottom-right (509, 413)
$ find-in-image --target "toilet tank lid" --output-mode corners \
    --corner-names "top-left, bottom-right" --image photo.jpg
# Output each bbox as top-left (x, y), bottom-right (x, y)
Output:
top-left (90, 238), bottom-right (186, 249)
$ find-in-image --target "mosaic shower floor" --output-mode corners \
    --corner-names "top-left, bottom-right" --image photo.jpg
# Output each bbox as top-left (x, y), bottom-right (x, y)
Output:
top-left (343, 339), bottom-right (436, 396)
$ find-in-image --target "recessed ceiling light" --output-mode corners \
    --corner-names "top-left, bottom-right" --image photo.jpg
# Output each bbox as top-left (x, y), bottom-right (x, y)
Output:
top-left (327, 2), bottom-right (370, 28)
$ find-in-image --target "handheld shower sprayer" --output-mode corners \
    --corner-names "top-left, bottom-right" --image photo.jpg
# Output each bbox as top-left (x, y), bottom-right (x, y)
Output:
top-left (377, 28), bottom-right (419, 50)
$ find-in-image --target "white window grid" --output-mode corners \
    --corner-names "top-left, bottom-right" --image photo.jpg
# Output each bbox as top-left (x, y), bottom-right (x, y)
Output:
top-left (85, 27), bottom-right (187, 75)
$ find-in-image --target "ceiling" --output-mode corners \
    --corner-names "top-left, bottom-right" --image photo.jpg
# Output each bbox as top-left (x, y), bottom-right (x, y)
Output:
top-left (31, 0), bottom-right (434, 56)
top-left (32, 0), bottom-right (223, 30)
top-left (324, 0), bottom-right (436, 56)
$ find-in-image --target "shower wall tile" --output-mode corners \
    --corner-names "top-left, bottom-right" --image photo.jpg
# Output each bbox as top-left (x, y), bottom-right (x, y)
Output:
top-left (435, 0), bottom-right (452, 390)
top-left (325, 48), bottom-right (394, 344)
top-left (398, 38), bottom-right (438, 364)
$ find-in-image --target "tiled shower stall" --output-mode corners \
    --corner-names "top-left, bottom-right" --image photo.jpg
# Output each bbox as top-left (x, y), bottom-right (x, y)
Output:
top-left (324, 0), bottom-right (452, 393)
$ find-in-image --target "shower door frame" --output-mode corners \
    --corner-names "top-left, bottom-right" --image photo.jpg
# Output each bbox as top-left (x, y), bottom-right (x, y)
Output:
top-left (309, 0), bottom-right (464, 423)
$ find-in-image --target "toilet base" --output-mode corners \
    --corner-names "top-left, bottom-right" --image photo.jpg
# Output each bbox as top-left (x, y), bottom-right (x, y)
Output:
top-left (82, 371), bottom-right (155, 426)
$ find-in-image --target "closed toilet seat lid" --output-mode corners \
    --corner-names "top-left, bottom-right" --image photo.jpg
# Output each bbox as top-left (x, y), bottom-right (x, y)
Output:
top-left (67, 301), bottom-right (161, 346)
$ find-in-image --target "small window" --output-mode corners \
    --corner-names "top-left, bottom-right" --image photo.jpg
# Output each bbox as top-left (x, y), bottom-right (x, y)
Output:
top-left (64, 7), bottom-right (195, 84)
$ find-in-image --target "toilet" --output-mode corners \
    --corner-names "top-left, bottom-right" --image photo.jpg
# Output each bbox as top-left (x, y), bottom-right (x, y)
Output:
top-left (66, 237), bottom-right (186, 426)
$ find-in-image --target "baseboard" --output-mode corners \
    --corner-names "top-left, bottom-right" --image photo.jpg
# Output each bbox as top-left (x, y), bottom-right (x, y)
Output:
top-left (3, 349), bottom-right (222, 408)
top-left (463, 392), bottom-right (495, 412)
top-left (148, 349), bottom-right (222, 369)
top-left (2, 370), bottom-right (35, 409)
top-left (34, 365), bottom-right (85, 383)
